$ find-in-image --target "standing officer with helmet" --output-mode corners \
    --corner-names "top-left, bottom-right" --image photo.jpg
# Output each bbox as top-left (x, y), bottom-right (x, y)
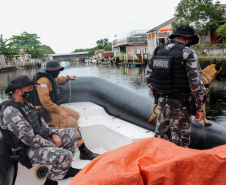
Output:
top-left (0, 75), bottom-right (80, 185)
top-left (32, 60), bottom-right (99, 160)
top-left (145, 25), bottom-right (206, 148)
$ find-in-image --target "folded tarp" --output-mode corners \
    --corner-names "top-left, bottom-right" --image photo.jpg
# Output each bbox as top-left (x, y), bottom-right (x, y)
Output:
top-left (69, 138), bottom-right (226, 185)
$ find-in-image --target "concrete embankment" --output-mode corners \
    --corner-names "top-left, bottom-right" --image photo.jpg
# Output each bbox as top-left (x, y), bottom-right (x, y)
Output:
top-left (195, 47), bottom-right (226, 61)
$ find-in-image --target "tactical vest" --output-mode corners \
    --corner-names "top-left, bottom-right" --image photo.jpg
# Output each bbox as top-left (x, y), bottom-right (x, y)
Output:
top-left (32, 72), bottom-right (63, 106)
top-left (148, 43), bottom-right (190, 94)
top-left (0, 99), bottom-right (50, 149)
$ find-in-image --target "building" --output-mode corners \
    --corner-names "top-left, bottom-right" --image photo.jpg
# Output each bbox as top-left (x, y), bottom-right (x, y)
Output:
top-left (147, 17), bottom-right (176, 57)
top-left (112, 30), bottom-right (148, 62)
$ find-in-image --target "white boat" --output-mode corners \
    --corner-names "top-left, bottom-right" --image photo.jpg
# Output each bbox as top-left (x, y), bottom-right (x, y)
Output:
top-left (1, 77), bottom-right (226, 185)
top-left (85, 58), bottom-right (92, 63)
top-left (12, 101), bottom-right (154, 185)
top-left (91, 59), bottom-right (101, 65)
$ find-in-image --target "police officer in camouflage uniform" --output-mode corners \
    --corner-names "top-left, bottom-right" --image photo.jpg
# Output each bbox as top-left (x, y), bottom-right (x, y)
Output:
top-left (145, 25), bottom-right (206, 148)
top-left (0, 75), bottom-right (81, 185)
top-left (32, 61), bottom-right (99, 160)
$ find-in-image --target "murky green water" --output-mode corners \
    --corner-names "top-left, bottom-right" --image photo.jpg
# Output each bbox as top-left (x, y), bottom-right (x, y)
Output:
top-left (0, 61), bottom-right (226, 126)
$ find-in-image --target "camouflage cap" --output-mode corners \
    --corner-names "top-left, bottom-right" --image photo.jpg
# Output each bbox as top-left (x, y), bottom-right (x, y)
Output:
top-left (45, 61), bottom-right (64, 71)
top-left (5, 75), bottom-right (39, 94)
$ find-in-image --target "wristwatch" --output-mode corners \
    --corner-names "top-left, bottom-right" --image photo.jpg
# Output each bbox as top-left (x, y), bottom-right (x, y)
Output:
top-left (51, 130), bottom-right (59, 136)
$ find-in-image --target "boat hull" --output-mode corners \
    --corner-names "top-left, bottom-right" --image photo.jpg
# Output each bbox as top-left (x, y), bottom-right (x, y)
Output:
top-left (61, 77), bottom-right (226, 150)
top-left (1, 76), bottom-right (226, 184)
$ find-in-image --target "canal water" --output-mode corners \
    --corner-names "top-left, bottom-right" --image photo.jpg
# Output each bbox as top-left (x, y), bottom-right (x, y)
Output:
top-left (0, 61), bottom-right (226, 127)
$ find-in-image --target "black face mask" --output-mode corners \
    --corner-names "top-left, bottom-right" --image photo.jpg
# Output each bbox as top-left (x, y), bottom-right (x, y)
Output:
top-left (21, 89), bottom-right (34, 103)
top-left (46, 71), bottom-right (60, 78)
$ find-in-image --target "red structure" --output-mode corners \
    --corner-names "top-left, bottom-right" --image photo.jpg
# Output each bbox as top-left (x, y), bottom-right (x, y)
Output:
top-left (102, 52), bottom-right (114, 57)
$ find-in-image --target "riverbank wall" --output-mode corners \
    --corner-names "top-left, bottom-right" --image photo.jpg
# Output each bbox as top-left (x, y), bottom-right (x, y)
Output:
top-left (195, 47), bottom-right (226, 60)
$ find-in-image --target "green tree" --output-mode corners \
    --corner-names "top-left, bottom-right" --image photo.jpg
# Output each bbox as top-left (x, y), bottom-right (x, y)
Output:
top-left (173, 0), bottom-right (224, 39)
top-left (104, 43), bottom-right (112, 51)
top-left (216, 23), bottom-right (226, 43)
top-left (73, 48), bottom-right (95, 57)
top-left (96, 38), bottom-right (109, 50)
top-left (41, 45), bottom-right (55, 55)
top-left (73, 38), bottom-right (112, 57)
top-left (0, 34), bottom-right (19, 60)
top-left (10, 32), bottom-right (43, 58)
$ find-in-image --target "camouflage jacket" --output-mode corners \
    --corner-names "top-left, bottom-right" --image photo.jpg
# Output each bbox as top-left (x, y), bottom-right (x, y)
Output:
top-left (145, 39), bottom-right (206, 112)
top-left (0, 96), bottom-right (56, 148)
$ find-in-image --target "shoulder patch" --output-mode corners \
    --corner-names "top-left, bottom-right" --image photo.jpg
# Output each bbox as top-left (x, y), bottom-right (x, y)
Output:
top-left (41, 84), bottom-right (47, 88)
top-left (12, 115), bottom-right (21, 123)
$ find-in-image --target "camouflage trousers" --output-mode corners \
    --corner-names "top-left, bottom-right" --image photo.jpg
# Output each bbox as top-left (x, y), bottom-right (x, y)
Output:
top-left (155, 96), bottom-right (191, 148)
top-left (28, 128), bottom-right (77, 181)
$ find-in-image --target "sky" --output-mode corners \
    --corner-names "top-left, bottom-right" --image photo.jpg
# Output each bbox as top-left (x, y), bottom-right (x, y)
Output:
top-left (1, 0), bottom-right (225, 54)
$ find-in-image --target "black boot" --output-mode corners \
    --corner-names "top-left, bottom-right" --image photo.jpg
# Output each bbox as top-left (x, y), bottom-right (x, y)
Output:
top-left (79, 143), bottom-right (100, 160)
top-left (63, 167), bottom-right (81, 179)
top-left (44, 178), bottom-right (58, 185)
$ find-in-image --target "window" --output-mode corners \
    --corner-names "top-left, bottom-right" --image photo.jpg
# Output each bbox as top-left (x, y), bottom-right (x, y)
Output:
top-left (156, 38), bottom-right (165, 45)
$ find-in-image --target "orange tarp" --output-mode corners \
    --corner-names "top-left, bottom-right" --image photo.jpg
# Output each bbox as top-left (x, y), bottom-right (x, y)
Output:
top-left (69, 138), bottom-right (226, 185)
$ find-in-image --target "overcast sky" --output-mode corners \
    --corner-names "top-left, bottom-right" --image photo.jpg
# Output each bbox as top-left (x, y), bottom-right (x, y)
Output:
top-left (1, 0), bottom-right (225, 54)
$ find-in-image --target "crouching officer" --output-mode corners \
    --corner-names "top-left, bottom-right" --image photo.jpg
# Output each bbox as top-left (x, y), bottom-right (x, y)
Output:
top-left (32, 60), bottom-right (99, 160)
top-left (0, 75), bottom-right (80, 185)
top-left (145, 25), bottom-right (206, 148)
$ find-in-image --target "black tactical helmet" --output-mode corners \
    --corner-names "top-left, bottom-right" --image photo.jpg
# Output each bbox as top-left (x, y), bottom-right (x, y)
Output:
top-left (5, 75), bottom-right (39, 94)
top-left (44, 61), bottom-right (64, 71)
top-left (169, 25), bottom-right (199, 45)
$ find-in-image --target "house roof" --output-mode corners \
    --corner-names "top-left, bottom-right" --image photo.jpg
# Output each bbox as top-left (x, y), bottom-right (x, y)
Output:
top-left (147, 17), bottom-right (176, 33)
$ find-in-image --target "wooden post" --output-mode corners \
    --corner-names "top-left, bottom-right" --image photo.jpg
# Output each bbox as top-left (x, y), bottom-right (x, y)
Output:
top-left (142, 48), bottom-right (144, 63)
top-left (133, 50), bottom-right (134, 63)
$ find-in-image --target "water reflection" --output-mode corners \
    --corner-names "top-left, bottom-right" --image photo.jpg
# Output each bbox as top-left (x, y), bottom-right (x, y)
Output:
top-left (205, 80), bottom-right (226, 125)
top-left (0, 68), bottom-right (43, 100)
top-left (0, 61), bottom-right (225, 126)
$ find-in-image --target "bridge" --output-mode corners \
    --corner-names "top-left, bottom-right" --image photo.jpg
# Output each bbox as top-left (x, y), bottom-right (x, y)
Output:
top-left (51, 52), bottom-right (89, 61)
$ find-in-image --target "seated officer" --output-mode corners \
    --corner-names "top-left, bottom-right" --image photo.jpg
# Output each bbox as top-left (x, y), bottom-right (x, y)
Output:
top-left (0, 75), bottom-right (80, 185)
top-left (32, 60), bottom-right (99, 160)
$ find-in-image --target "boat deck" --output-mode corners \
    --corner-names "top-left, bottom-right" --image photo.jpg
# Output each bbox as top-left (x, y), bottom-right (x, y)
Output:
top-left (15, 102), bottom-right (154, 185)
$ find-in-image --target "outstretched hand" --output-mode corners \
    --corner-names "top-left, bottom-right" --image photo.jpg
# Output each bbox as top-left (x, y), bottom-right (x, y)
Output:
top-left (194, 111), bottom-right (204, 121)
top-left (69, 75), bottom-right (76, 80)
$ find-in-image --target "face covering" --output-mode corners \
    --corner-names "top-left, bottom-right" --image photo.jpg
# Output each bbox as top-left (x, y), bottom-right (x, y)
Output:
top-left (21, 89), bottom-right (34, 103)
top-left (46, 71), bottom-right (60, 78)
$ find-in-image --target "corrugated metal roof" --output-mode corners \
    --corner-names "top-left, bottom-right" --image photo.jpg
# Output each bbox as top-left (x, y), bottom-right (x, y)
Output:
top-left (147, 17), bottom-right (176, 33)
top-left (52, 52), bottom-right (88, 56)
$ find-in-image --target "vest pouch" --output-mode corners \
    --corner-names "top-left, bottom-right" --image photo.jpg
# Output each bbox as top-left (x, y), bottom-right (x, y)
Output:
top-left (56, 86), bottom-right (63, 105)
top-left (152, 56), bottom-right (172, 78)
top-left (10, 152), bottom-right (20, 162)
top-left (37, 107), bottom-right (52, 123)
top-left (151, 56), bottom-right (173, 94)
top-left (16, 148), bottom-right (33, 169)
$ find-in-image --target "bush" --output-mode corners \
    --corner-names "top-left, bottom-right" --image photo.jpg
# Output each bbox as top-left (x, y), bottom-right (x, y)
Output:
top-left (216, 23), bottom-right (226, 43)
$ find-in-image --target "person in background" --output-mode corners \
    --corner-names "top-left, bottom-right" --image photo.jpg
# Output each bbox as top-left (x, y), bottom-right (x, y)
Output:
top-left (145, 25), bottom-right (206, 148)
top-left (32, 61), bottom-right (99, 160)
top-left (0, 75), bottom-right (80, 185)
